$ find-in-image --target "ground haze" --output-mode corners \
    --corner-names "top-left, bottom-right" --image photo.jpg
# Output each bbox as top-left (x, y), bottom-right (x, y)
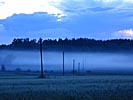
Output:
top-left (0, 50), bottom-right (133, 72)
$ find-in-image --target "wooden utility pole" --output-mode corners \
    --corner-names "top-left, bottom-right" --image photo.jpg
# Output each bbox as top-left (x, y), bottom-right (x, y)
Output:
top-left (82, 59), bottom-right (84, 72)
top-left (40, 38), bottom-right (44, 78)
top-left (73, 59), bottom-right (75, 76)
top-left (78, 62), bottom-right (80, 76)
top-left (63, 51), bottom-right (64, 76)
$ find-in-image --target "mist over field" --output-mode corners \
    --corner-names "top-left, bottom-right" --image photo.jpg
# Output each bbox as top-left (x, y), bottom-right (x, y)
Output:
top-left (0, 50), bottom-right (133, 72)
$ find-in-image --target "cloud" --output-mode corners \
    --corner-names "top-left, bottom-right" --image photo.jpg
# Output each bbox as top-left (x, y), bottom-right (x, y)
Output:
top-left (55, 0), bottom-right (133, 16)
top-left (0, 13), bottom-right (60, 32)
top-left (0, 10), bottom-right (133, 41)
top-left (88, 7), bottom-right (114, 12)
top-left (1, 0), bottom-right (133, 20)
top-left (0, 12), bottom-right (73, 40)
top-left (0, 0), bottom-right (133, 21)
top-left (0, 0), bottom-right (133, 44)
top-left (0, 0), bottom-right (66, 20)
top-left (117, 29), bottom-right (133, 37)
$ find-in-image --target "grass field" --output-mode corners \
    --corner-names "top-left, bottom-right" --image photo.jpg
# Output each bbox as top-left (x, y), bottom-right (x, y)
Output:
top-left (0, 72), bottom-right (133, 100)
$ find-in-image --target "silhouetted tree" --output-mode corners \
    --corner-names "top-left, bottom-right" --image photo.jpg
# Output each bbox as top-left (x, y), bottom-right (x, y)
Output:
top-left (1, 38), bottom-right (133, 52)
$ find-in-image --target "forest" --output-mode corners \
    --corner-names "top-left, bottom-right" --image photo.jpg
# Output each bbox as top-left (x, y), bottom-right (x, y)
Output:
top-left (0, 38), bottom-right (133, 52)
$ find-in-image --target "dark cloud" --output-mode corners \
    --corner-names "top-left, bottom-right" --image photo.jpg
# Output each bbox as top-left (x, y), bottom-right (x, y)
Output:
top-left (0, 12), bottom-right (74, 40)
top-left (0, 11), bottom-right (133, 36)
top-left (0, 12), bottom-right (59, 32)
top-left (0, 12), bottom-right (133, 32)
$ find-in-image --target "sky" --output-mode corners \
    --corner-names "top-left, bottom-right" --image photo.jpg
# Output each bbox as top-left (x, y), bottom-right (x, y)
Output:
top-left (0, 0), bottom-right (133, 44)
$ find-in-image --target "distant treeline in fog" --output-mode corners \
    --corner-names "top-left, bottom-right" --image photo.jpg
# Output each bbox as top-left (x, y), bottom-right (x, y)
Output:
top-left (0, 38), bottom-right (133, 52)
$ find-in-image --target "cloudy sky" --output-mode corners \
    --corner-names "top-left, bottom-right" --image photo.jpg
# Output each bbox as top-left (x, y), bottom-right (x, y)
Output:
top-left (0, 0), bottom-right (133, 44)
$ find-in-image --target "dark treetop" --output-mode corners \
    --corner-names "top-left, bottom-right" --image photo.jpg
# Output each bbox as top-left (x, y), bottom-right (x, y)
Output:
top-left (0, 38), bottom-right (133, 52)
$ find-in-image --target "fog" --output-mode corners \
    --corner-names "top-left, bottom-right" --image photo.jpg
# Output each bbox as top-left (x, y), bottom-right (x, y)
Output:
top-left (0, 50), bottom-right (133, 72)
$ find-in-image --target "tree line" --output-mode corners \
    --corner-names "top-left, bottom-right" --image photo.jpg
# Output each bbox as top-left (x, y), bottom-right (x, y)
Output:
top-left (0, 38), bottom-right (133, 52)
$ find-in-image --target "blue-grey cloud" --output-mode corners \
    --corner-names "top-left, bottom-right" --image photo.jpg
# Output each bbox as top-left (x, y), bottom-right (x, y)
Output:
top-left (54, 0), bottom-right (133, 16)
top-left (0, 12), bottom-right (59, 32)
top-left (1, 11), bottom-right (133, 40)
top-left (1, 0), bottom-right (133, 44)
top-left (0, 12), bottom-right (74, 43)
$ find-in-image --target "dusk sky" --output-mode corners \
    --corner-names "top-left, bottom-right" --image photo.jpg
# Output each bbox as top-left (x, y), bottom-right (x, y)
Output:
top-left (0, 0), bottom-right (133, 44)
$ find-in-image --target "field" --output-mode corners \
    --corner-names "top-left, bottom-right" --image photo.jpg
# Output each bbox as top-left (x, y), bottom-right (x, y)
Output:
top-left (0, 72), bottom-right (133, 100)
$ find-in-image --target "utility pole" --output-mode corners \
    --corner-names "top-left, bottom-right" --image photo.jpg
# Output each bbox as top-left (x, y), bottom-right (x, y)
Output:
top-left (82, 59), bottom-right (84, 72)
top-left (73, 59), bottom-right (75, 76)
top-left (63, 51), bottom-right (64, 76)
top-left (39, 38), bottom-right (44, 78)
top-left (78, 62), bottom-right (80, 76)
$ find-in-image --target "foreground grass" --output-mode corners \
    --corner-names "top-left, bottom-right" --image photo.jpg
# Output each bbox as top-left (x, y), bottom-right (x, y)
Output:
top-left (0, 75), bottom-right (133, 100)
